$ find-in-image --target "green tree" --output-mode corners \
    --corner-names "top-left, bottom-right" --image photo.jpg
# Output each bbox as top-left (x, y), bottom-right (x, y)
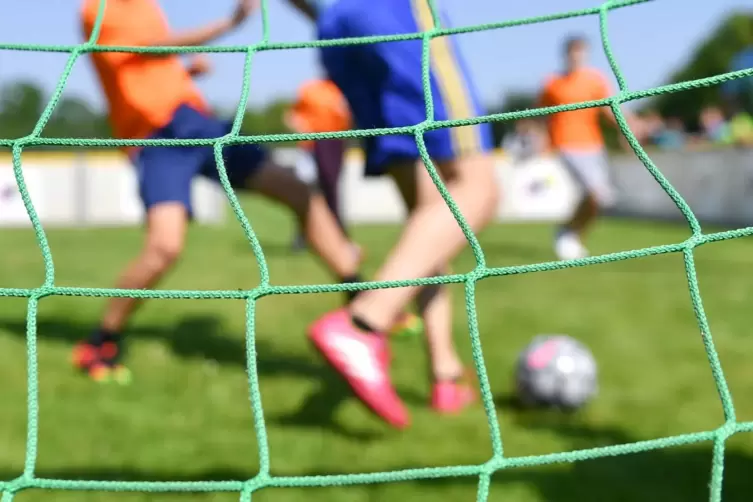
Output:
top-left (651, 11), bottom-right (753, 129)
top-left (0, 81), bottom-right (45, 139)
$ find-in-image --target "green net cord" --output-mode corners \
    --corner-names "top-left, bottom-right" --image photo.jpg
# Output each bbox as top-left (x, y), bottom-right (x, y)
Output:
top-left (1, 0), bottom-right (752, 500)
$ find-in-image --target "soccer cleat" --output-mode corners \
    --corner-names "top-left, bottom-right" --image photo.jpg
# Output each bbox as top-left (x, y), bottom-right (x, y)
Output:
top-left (389, 312), bottom-right (423, 338)
top-left (431, 370), bottom-right (477, 414)
top-left (72, 341), bottom-right (131, 385)
top-left (554, 229), bottom-right (589, 261)
top-left (308, 309), bottom-right (410, 429)
top-left (72, 342), bottom-right (100, 371)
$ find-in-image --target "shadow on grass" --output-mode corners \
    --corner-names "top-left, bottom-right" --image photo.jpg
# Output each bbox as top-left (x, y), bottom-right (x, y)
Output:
top-left (0, 314), bottom-right (423, 441)
top-left (1, 419), bottom-right (750, 502)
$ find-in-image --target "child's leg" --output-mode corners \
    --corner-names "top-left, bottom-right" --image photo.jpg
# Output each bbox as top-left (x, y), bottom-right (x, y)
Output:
top-left (246, 160), bottom-right (360, 281)
top-left (387, 159), bottom-right (463, 381)
top-left (348, 154), bottom-right (498, 332)
top-left (74, 141), bottom-right (200, 382)
top-left (313, 139), bottom-right (347, 233)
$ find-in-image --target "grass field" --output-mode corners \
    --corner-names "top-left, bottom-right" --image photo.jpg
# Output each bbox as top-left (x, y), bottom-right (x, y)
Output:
top-left (1, 196), bottom-right (753, 502)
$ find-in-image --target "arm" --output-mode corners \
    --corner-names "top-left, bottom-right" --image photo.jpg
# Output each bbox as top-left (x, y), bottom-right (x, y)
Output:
top-left (86, 0), bottom-right (257, 51)
top-left (187, 55), bottom-right (212, 78)
top-left (147, 0), bottom-right (259, 47)
top-left (287, 0), bottom-right (318, 21)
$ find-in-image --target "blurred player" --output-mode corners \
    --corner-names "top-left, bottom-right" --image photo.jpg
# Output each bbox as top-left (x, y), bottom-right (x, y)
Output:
top-left (285, 78), bottom-right (424, 339)
top-left (539, 36), bottom-right (641, 260)
top-left (285, 79), bottom-right (352, 251)
top-left (288, 0), bottom-right (500, 428)
top-left (73, 0), bottom-right (361, 382)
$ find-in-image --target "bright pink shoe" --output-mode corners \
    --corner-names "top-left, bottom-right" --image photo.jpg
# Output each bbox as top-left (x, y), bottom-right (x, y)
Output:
top-left (431, 372), bottom-right (477, 414)
top-left (308, 309), bottom-right (410, 429)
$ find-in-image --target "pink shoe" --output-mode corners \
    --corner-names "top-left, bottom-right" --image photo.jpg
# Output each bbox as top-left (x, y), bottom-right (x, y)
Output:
top-left (308, 309), bottom-right (410, 429)
top-left (431, 372), bottom-right (477, 414)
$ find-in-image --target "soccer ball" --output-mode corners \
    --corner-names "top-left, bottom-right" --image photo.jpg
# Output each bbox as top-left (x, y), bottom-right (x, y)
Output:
top-left (515, 335), bottom-right (597, 410)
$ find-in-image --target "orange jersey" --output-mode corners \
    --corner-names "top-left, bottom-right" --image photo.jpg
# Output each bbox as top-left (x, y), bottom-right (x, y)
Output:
top-left (540, 68), bottom-right (611, 150)
top-left (80, 0), bottom-right (207, 142)
top-left (289, 80), bottom-right (350, 150)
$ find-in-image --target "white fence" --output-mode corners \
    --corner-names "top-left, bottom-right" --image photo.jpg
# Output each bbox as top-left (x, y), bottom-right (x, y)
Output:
top-left (0, 149), bottom-right (580, 228)
top-left (2, 148), bottom-right (749, 229)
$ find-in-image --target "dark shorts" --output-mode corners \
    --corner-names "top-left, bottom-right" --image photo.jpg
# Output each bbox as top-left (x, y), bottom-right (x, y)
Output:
top-left (317, 0), bottom-right (492, 176)
top-left (135, 104), bottom-right (267, 214)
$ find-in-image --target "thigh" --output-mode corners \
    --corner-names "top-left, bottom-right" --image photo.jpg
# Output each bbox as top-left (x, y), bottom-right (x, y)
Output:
top-left (144, 202), bottom-right (189, 253)
top-left (388, 159), bottom-right (447, 212)
top-left (246, 161), bottom-right (312, 215)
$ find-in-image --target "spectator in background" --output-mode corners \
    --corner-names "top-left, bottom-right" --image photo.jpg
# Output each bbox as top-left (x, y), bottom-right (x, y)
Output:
top-left (729, 112), bottom-right (753, 146)
top-left (642, 111), bottom-right (686, 150)
top-left (721, 44), bottom-right (753, 147)
top-left (659, 117), bottom-right (687, 150)
top-left (502, 118), bottom-right (549, 163)
top-left (699, 106), bottom-right (730, 145)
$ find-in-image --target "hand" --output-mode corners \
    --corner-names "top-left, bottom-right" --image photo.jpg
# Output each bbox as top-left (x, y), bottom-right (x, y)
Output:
top-left (188, 55), bottom-right (212, 77)
top-left (230, 0), bottom-right (258, 27)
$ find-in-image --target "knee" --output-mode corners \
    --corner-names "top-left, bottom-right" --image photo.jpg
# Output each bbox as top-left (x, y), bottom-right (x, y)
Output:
top-left (468, 155), bottom-right (500, 220)
top-left (142, 238), bottom-right (183, 272)
top-left (290, 188), bottom-right (315, 222)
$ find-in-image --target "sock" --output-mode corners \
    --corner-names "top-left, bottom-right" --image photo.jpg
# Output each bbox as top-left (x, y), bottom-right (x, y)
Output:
top-left (341, 274), bottom-right (363, 303)
top-left (88, 327), bottom-right (121, 347)
top-left (351, 315), bottom-right (379, 334)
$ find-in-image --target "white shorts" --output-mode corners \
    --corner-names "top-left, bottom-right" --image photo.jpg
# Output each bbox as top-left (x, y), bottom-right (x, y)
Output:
top-left (560, 149), bottom-right (615, 207)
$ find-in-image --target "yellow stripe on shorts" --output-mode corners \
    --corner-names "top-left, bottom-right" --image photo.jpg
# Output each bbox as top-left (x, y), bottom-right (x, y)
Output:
top-left (410, 0), bottom-right (481, 156)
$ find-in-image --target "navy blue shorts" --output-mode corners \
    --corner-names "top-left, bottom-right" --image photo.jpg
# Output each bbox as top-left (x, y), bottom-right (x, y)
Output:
top-left (135, 105), bottom-right (267, 214)
top-left (317, 0), bottom-right (492, 176)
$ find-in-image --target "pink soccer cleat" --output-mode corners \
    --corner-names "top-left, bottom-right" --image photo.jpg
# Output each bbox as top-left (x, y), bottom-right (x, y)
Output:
top-left (431, 371), bottom-right (477, 414)
top-left (308, 309), bottom-right (410, 429)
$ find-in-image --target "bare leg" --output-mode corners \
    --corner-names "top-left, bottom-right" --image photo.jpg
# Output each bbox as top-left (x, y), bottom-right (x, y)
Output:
top-left (383, 162), bottom-right (464, 381)
top-left (101, 202), bottom-right (188, 332)
top-left (416, 276), bottom-right (463, 382)
top-left (349, 154), bottom-right (498, 331)
top-left (564, 193), bottom-right (599, 238)
top-left (313, 139), bottom-right (347, 233)
top-left (247, 161), bottom-right (360, 280)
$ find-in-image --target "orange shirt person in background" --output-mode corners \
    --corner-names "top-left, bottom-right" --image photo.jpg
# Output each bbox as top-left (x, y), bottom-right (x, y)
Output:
top-left (285, 79), bottom-right (351, 251)
top-left (539, 35), bottom-right (642, 261)
top-left (73, 0), bottom-right (360, 383)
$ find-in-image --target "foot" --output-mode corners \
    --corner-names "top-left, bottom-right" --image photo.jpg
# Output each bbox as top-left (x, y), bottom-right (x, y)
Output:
top-left (431, 370), bottom-right (477, 414)
top-left (389, 312), bottom-right (423, 338)
top-left (72, 341), bottom-right (131, 385)
top-left (308, 309), bottom-right (409, 428)
top-left (554, 228), bottom-right (589, 261)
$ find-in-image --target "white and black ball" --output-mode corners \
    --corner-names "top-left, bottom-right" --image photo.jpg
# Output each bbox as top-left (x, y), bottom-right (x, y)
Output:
top-left (515, 335), bottom-right (597, 410)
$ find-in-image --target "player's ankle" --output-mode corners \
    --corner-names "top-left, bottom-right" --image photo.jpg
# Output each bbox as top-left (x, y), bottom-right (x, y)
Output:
top-left (432, 362), bottom-right (465, 383)
top-left (89, 327), bottom-right (122, 347)
top-left (341, 273), bottom-right (363, 302)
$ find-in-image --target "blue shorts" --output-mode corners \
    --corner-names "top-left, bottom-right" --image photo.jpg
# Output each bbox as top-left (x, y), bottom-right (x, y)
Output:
top-left (317, 0), bottom-right (492, 176)
top-left (135, 105), bottom-right (267, 214)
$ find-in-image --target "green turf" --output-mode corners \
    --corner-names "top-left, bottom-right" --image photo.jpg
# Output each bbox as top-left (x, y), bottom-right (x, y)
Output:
top-left (1, 196), bottom-right (752, 502)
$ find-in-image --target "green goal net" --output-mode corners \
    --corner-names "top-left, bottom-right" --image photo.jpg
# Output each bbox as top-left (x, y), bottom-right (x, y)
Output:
top-left (1, 0), bottom-right (753, 501)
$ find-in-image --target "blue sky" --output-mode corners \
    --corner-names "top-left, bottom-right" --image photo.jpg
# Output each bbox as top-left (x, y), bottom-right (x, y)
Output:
top-left (0, 0), bottom-right (749, 113)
